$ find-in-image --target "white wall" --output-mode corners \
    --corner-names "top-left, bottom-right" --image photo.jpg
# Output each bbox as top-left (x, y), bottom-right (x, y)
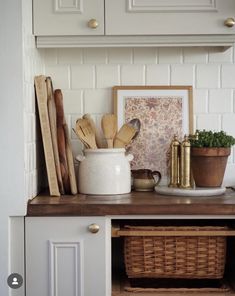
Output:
top-left (44, 46), bottom-right (235, 186)
top-left (0, 0), bottom-right (25, 293)
top-left (0, 0), bottom-right (43, 295)
top-left (22, 0), bottom-right (44, 199)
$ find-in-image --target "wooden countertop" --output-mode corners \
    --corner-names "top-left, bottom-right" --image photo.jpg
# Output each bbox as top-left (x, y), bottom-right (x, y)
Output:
top-left (27, 188), bottom-right (235, 216)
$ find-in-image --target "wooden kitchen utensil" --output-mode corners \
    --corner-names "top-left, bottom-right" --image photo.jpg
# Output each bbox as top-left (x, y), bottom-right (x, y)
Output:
top-left (128, 118), bottom-right (141, 140)
top-left (46, 77), bottom-right (64, 194)
top-left (34, 75), bottom-right (60, 196)
top-left (83, 114), bottom-right (104, 148)
top-left (64, 123), bottom-right (78, 195)
top-left (54, 89), bottom-right (70, 194)
top-left (76, 118), bottom-right (97, 149)
top-left (72, 128), bottom-right (90, 149)
top-left (114, 123), bottom-right (137, 148)
top-left (101, 114), bottom-right (117, 148)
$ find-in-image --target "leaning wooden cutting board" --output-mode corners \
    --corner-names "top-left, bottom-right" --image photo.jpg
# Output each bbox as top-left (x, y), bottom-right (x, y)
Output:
top-left (46, 77), bottom-right (64, 194)
top-left (34, 75), bottom-right (60, 196)
top-left (64, 123), bottom-right (78, 195)
top-left (54, 89), bottom-right (70, 194)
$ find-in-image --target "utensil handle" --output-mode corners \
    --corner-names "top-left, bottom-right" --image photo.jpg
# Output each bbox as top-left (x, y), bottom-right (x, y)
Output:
top-left (107, 139), bottom-right (113, 148)
top-left (76, 155), bottom-right (85, 162)
top-left (113, 137), bottom-right (126, 148)
top-left (152, 171), bottom-right (161, 186)
top-left (126, 154), bottom-right (134, 162)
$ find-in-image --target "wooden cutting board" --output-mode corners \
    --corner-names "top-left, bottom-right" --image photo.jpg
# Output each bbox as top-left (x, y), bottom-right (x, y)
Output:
top-left (34, 76), bottom-right (60, 196)
top-left (54, 89), bottom-right (70, 194)
top-left (64, 123), bottom-right (78, 195)
top-left (46, 77), bottom-right (64, 194)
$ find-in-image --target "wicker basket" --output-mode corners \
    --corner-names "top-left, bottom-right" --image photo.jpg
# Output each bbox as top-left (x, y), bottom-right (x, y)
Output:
top-left (124, 226), bottom-right (228, 279)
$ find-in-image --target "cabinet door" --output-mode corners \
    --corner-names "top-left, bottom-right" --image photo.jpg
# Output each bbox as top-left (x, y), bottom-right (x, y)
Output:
top-left (106, 0), bottom-right (235, 35)
top-left (33, 0), bottom-right (104, 36)
top-left (26, 217), bottom-right (111, 296)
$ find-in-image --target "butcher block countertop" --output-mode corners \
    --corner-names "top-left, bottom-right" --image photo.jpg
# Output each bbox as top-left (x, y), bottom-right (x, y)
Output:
top-left (27, 188), bottom-right (235, 216)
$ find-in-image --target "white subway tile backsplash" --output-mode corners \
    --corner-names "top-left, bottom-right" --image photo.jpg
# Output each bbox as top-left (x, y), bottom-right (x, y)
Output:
top-left (158, 48), bottom-right (182, 64)
top-left (223, 164), bottom-right (235, 186)
top-left (108, 48), bottom-right (132, 64)
top-left (83, 48), bottom-right (107, 64)
top-left (96, 65), bottom-right (119, 88)
top-left (71, 139), bottom-right (84, 159)
top-left (171, 64), bottom-right (194, 86)
top-left (121, 65), bottom-right (145, 85)
top-left (23, 83), bottom-right (36, 113)
top-left (196, 114), bottom-right (220, 131)
top-left (84, 89), bottom-right (112, 113)
top-left (42, 48), bottom-right (57, 65)
top-left (71, 65), bottom-right (95, 89)
top-left (58, 48), bottom-right (83, 64)
top-left (193, 89), bottom-right (208, 114)
top-left (196, 64), bottom-right (220, 88)
top-left (23, 3), bottom-right (44, 198)
top-left (24, 114), bottom-right (36, 143)
top-left (146, 65), bottom-right (170, 85)
top-left (45, 65), bottom-right (70, 89)
top-left (41, 46), bottom-right (235, 186)
top-left (209, 47), bottom-right (233, 63)
top-left (183, 47), bottom-right (208, 63)
top-left (63, 90), bottom-right (83, 114)
top-left (222, 65), bottom-right (235, 88)
top-left (133, 48), bottom-right (157, 64)
top-left (208, 89), bottom-right (233, 113)
top-left (222, 114), bottom-right (235, 137)
top-left (25, 144), bottom-right (33, 173)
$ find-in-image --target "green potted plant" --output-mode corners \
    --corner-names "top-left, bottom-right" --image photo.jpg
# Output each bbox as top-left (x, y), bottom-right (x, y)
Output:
top-left (190, 130), bottom-right (235, 187)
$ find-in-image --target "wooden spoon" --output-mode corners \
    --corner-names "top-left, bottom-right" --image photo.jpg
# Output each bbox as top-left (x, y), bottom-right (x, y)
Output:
top-left (101, 114), bottom-right (117, 148)
top-left (83, 114), bottom-right (104, 148)
top-left (72, 128), bottom-right (90, 149)
top-left (128, 118), bottom-right (141, 140)
top-left (113, 123), bottom-right (137, 148)
top-left (76, 118), bottom-right (97, 149)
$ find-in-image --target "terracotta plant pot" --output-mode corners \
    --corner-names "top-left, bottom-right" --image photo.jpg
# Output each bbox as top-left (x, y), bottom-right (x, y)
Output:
top-left (191, 147), bottom-right (231, 187)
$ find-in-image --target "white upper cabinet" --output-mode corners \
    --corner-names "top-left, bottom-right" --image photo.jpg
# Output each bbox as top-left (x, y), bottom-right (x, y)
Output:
top-left (33, 0), bottom-right (104, 36)
top-left (105, 0), bottom-right (235, 35)
top-left (33, 0), bottom-right (235, 47)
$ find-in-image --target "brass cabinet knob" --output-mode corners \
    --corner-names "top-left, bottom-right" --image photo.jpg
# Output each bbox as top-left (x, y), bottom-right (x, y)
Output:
top-left (88, 19), bottom-right (99, 29)
top-left (88, 223), bottom-right (100, 234)
top-left (224, 18), bottom-right (235, 28)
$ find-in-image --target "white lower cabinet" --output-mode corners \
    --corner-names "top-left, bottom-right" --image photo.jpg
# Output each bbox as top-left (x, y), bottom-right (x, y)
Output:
top-left (25, 217), bottom-right (111, 296)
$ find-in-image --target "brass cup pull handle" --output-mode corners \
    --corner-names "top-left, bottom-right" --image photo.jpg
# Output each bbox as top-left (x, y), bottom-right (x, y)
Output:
top-left (88, 19), bottom-right (99, 29)
top-left (88, 223), bottom-right (100, 234)
top-left (224, 18), bottom-right (235, 28)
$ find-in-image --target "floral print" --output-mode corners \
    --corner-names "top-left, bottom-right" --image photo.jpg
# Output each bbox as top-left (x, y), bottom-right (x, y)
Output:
top-left (125, 96), bottom-right (183, 178)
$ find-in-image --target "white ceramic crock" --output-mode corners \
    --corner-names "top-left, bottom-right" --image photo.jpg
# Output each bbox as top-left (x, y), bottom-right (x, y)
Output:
top-left (76, 148), bottom-right (133, 195)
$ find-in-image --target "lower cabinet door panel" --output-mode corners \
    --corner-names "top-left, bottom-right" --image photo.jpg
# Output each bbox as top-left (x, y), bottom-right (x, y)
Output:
top-left (25, 217), bottom-right (111, 296)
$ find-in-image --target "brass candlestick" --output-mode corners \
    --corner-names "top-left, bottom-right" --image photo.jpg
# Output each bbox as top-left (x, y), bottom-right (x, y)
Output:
top-left (169, 135), bottom-right (180, 188)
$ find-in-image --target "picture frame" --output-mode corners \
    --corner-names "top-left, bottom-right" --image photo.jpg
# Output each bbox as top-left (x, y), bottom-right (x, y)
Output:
top-left (113, 85), bottom-right (193, 185)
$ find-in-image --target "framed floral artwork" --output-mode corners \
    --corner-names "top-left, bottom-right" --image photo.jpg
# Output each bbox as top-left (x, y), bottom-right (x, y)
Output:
top-left (113, 86), bottom-right (193, 185)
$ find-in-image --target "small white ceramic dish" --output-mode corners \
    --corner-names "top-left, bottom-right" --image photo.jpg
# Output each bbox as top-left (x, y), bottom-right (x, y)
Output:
top-left (155, 186), bottom-right (226, 197)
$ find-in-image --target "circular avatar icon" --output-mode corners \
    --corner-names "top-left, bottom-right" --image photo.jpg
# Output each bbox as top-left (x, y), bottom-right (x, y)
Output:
top-left (7, 273), bottom-right (23, 289)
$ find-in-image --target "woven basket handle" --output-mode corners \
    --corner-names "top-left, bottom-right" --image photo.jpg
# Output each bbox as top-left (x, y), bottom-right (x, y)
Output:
top-left (115, 229), bottom-right (235, 237)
